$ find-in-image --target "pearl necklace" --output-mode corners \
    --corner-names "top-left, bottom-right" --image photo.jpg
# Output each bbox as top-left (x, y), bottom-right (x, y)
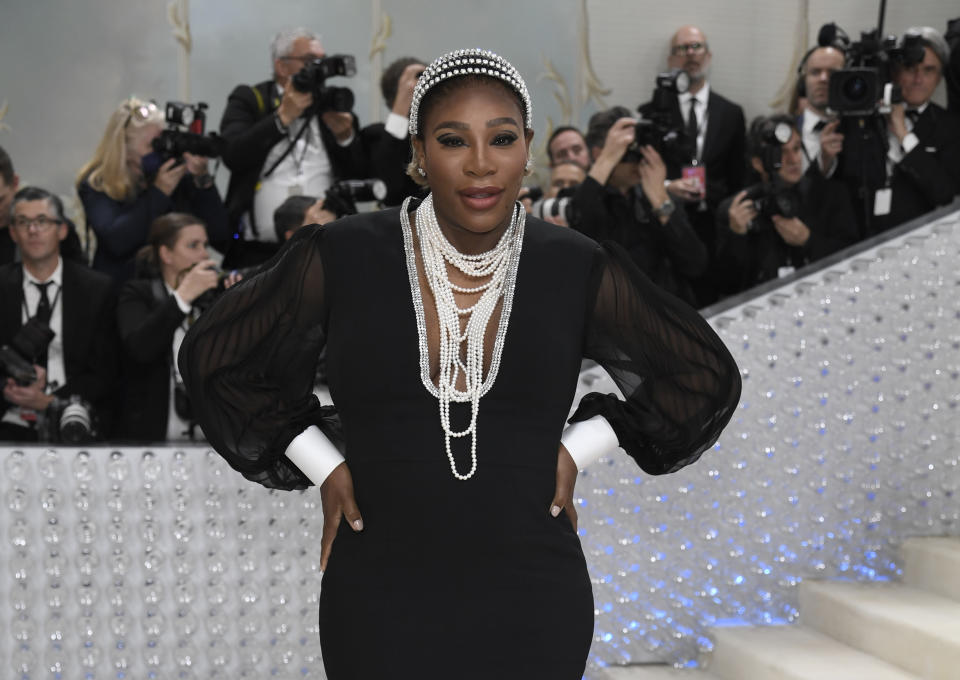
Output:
top-left (400, 194), bottom-right (525, 480)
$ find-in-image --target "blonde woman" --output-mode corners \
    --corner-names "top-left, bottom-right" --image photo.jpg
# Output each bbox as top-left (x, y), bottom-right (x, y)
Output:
top-left (77, 98), bottom-right (229, 284)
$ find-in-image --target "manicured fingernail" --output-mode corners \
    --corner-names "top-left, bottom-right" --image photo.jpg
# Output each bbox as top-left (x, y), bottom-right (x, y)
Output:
top-left (550, 505), bottom-right (561, 517)
top-left (352, 519), bottom-right (363, 531)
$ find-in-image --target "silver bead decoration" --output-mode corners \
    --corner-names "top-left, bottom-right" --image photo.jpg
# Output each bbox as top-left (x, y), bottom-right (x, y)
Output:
top-left (409, 48), bottom-right (533, 137)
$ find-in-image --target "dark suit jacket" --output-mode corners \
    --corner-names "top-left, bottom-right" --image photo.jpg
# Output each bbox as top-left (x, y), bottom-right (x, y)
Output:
top-left (640, 88), bottom-right (747, 211)
top-left (876, 102), bottom-right (960, 234)
top-left (0, 260), bottom-right (119, 436)
top-left (359, 122), bottom-right (424, 207)
top-left (714, 173), bottom-right (859, 296)
top-left (219, 79), bottom-right (367, 235)
top-left (115, 277), bottom-right (189, 441)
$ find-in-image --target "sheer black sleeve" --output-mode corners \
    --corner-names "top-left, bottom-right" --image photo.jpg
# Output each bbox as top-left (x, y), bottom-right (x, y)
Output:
top-left (178, 225), bottom-right (341, 490)
top-left (570, 242), bottom-right (741, 475)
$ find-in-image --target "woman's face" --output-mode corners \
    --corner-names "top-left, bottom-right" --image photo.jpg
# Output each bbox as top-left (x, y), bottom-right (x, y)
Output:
top-left (413, 80), bottom-right (532, 243)
top-left (160, 224), bottom-right (209, 276)
top-left (127, 123), bottom-right (162, 166)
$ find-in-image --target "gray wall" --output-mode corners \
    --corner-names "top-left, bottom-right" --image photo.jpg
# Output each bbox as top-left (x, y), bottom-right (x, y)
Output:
top-left (0, 0), bottom-right (955, 223)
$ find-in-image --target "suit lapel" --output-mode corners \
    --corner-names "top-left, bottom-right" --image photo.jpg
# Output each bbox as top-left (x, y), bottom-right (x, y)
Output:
top-left (701, 91), bottom-right (723, 164)
top-left (0, 265), bottom-right (24, 341)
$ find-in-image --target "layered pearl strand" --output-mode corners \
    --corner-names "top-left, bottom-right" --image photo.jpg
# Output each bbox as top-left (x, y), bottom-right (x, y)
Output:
top-left (400, 195), bottom-right (525, 480)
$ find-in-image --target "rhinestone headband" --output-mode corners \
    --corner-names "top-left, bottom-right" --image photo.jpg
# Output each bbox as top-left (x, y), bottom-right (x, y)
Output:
top-left (408, 48), bottom-right (533, 137)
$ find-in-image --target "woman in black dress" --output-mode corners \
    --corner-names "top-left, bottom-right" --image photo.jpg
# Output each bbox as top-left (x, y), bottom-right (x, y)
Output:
top-left (179, 49), bottom-right (740, 679)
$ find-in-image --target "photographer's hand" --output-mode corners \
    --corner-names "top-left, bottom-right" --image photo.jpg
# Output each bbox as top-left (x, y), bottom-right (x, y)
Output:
top-left (154, 158), bottom-right (188, 196)
top-left (728, 190), bottom-right (757, 235)
top-left (303, 199), bottom-right (337, 226)
top-left (886, 103), bottom-right (908, 144)
top-left (818, 120), bottom-right (844, 174)
top-left (3, 367), bottom-right (53, 412)
top-left (320, 461), bottom-right (364, 571)
top-left (638, 145), bottom-right (671, 221)
top-left (277, 87), bottom-right (313, 128)
top-left (588, 116), bottom-right (636, 186)
top-left (182, 152), bottom-right (209, 177)
top-left (772, 215), bottom-right (811, 246)
top-left (392, 63), bottom-right (424, 118)
top-left (320, 111), bottom-right (355, 143)
top-left (175, 259), bottom-right (219, 305)
top-left (667, 177), bottom-right (703, 203)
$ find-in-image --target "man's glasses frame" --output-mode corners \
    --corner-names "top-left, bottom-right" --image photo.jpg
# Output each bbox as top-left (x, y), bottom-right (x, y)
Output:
top-left (12, 215), bottom-right (62, 232)
top-left (671, 42), bottom-right (708, 56)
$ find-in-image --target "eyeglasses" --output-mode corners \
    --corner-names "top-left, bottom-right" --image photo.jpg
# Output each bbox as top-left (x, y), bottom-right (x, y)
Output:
top-left (123, 100), bottom-right (159, 128)
top-left (671, 42), bottom-right (708, 56)
top-left (13, 215), bottom-right (61, 232)
top-left (279, 55), bottom-right (318, 66)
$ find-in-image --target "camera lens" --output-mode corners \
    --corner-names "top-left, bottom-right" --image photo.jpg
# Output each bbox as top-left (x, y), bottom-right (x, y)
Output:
top-left (842, 75), bottom-right (868, 103)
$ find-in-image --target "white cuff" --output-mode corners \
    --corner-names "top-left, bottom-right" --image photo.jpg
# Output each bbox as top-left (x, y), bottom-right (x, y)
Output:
top-left (171, 290), bottom-right (192, 314)
top-left (284, 425), bottom-right (345, 486)
top-left (900, 132), bottom-right (919, 155)
top-left (560, 415), bottom-right (620, 470)
top-left (336, 132), bottom-right (356, 148)
top-left (384, 112), bottom-right (409, 140)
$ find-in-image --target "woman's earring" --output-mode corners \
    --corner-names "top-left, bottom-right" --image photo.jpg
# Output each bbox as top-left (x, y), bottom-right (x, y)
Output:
top-left (524, 158), bottom-right (533, 175)
top-left (417, 165), bottom-right (426, 177)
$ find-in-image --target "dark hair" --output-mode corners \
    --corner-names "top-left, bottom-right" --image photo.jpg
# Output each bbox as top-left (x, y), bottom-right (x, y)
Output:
top-left (136, 212), bottom-right (206, 276)
top-left (584, 106), bottom-right (633, 150)
top-left (747, 114), bottom-right (798, 159)
top-left (381, 56), bottom-right (424, 109)
top-left (546, 126), bottom-right (586, 164)
top-left (273, 195), bottom-right (318, 242)
top-left (12, 186), bottom-right (65, 223)
top-left (0, 146), bottom-right (14, 186)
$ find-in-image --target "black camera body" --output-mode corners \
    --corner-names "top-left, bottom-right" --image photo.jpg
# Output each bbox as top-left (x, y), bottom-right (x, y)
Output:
top-left (144, 101), bottom-right (225, 178)
top-left (631, 69), bottom-right (692, 164)
top-left (0, 316), bottom-right (56, 386)
top-left (323, 178), bottom-right (387, 218)
top-left (743, 181), bottom-right (801, 223)
top-left (291, 54), bottom-right (357, 113)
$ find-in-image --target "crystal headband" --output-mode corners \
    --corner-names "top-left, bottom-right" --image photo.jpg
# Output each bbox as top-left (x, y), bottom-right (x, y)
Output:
top-left (408, 48), bottom-right (533, 137)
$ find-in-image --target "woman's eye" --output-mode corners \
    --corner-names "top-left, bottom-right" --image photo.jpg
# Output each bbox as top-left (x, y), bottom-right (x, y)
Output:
top-left (437, 135), bottom-right (465, 147)
top-left (493, 133), bottom-right (517, 146)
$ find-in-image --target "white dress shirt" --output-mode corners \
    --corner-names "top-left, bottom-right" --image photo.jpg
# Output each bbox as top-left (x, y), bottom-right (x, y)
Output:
top-left (2, 258), bottom-right (64, 428)
top-left (886, 101), bottom-right (926, 170)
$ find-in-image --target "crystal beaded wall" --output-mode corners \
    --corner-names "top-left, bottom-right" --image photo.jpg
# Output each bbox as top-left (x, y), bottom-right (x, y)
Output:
top-left (579, 208), bottom-right (960, 673)
top-left (2, 209), bottom-right (958, 679)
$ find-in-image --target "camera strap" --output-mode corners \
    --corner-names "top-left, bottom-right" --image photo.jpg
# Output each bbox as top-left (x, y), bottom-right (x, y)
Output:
top-left (262, 116), bottom-right (311, 180)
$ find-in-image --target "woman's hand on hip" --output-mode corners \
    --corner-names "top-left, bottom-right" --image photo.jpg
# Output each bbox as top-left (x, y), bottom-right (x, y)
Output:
top-left (550, 444), bottom-right (579, 532)
top-left (320, 461), bottom-right (363, 571)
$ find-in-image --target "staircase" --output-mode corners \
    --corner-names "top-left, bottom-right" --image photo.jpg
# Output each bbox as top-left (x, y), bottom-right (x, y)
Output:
top-left (599, 536), bottom-right (960, 680)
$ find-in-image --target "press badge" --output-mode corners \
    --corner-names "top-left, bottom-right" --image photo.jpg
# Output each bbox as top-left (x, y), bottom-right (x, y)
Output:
top-left (682, 165), bottom-right (706, 198)
top-left (873, 188), bottom-right (892, 216)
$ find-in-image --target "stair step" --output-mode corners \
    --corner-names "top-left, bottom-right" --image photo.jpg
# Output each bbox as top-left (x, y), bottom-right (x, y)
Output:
top-left (903, 536), bottom-right (960, 602)
top-left (706, 624), bottom-right (919, 680)
top-left (799, 580), bottom-right (960, 680)
top-left (600, 666), bottom-right (720, 680)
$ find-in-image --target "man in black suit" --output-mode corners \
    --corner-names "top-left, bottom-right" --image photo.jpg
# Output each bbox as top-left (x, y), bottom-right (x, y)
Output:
top-left (0, 187), bottom-right (118, 441)
top-left (715, 115), bottom-right (859, 297)
top-left (219, 27), bottom-right (366, 267)
top-left (795, 46), bottom-right (846, 178)
top-left (872, 26), bottom-right (960, 234)
top-left (640, 25), bottom-right (746, 306)
top-left (360, 56), bottom-right (426, 206)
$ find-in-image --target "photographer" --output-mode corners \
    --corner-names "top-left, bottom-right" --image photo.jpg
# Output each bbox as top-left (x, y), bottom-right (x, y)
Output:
top-left (76, 98), bottom-right (230, 285)
top-left (876, 27), bottom-right (960, 233)
top-left (795, 45), bottom-right (846, 177)
top-left (571, 106), bottom-right (707, 306)
top-left (1, 187), bottom-right (118, 442)
top-left (360, 56), bottom-right (428, 206)
top-left (715, 115), bottom-right (858, 296)
top-left (116, 213), bottom-right (241, 441)
top-left (219, 28), bottom-right (366, 267)
top-left (274, 194), bottom-right (336, 242)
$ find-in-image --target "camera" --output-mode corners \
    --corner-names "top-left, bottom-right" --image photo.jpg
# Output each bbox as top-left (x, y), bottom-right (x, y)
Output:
top-left (743, 182), bottom-right (801, 223)
top-left (40, 394), bottom-right (97, 444)
top-left (531, 186), bottom-right (579, 226)
top-left (143, 101), bottom-right (225, 178)
top-left (291, 54), bottom-right (357, 113)
top-left (0, 316), bottom-right (55, 386)
top-left (631, 69), bottom-right (692, 164)
top-left (322, 178), bottom-right (387, 218)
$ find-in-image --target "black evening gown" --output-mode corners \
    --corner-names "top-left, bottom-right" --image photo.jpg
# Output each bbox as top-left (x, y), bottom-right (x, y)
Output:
top-left (178, 203), bottom-right (741, 679)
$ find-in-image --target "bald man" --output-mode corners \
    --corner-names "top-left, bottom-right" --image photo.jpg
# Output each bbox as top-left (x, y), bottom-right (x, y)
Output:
top-left (796, 46), bottom-right (846, 177)
top-left (639, 24), bottom-right (746, 307)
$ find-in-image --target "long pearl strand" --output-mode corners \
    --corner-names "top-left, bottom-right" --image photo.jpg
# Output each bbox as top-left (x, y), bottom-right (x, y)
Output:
top-left (404, 194), bottom-right (525, 480)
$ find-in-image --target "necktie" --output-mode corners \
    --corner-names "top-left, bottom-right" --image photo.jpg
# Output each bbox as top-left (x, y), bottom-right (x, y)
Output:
top-left (686, 98), bottom-right (698, 158)
top-left (32, 281), bottom-right (53, 369)
top-left (905, 109), bottom-right (920, 127)
top-left (812, 119), bottom-right (827, 133)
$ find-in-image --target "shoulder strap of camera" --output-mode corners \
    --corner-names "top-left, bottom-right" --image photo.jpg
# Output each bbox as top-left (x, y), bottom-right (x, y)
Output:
top-left (262, 116), bottom-right (310, 179)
